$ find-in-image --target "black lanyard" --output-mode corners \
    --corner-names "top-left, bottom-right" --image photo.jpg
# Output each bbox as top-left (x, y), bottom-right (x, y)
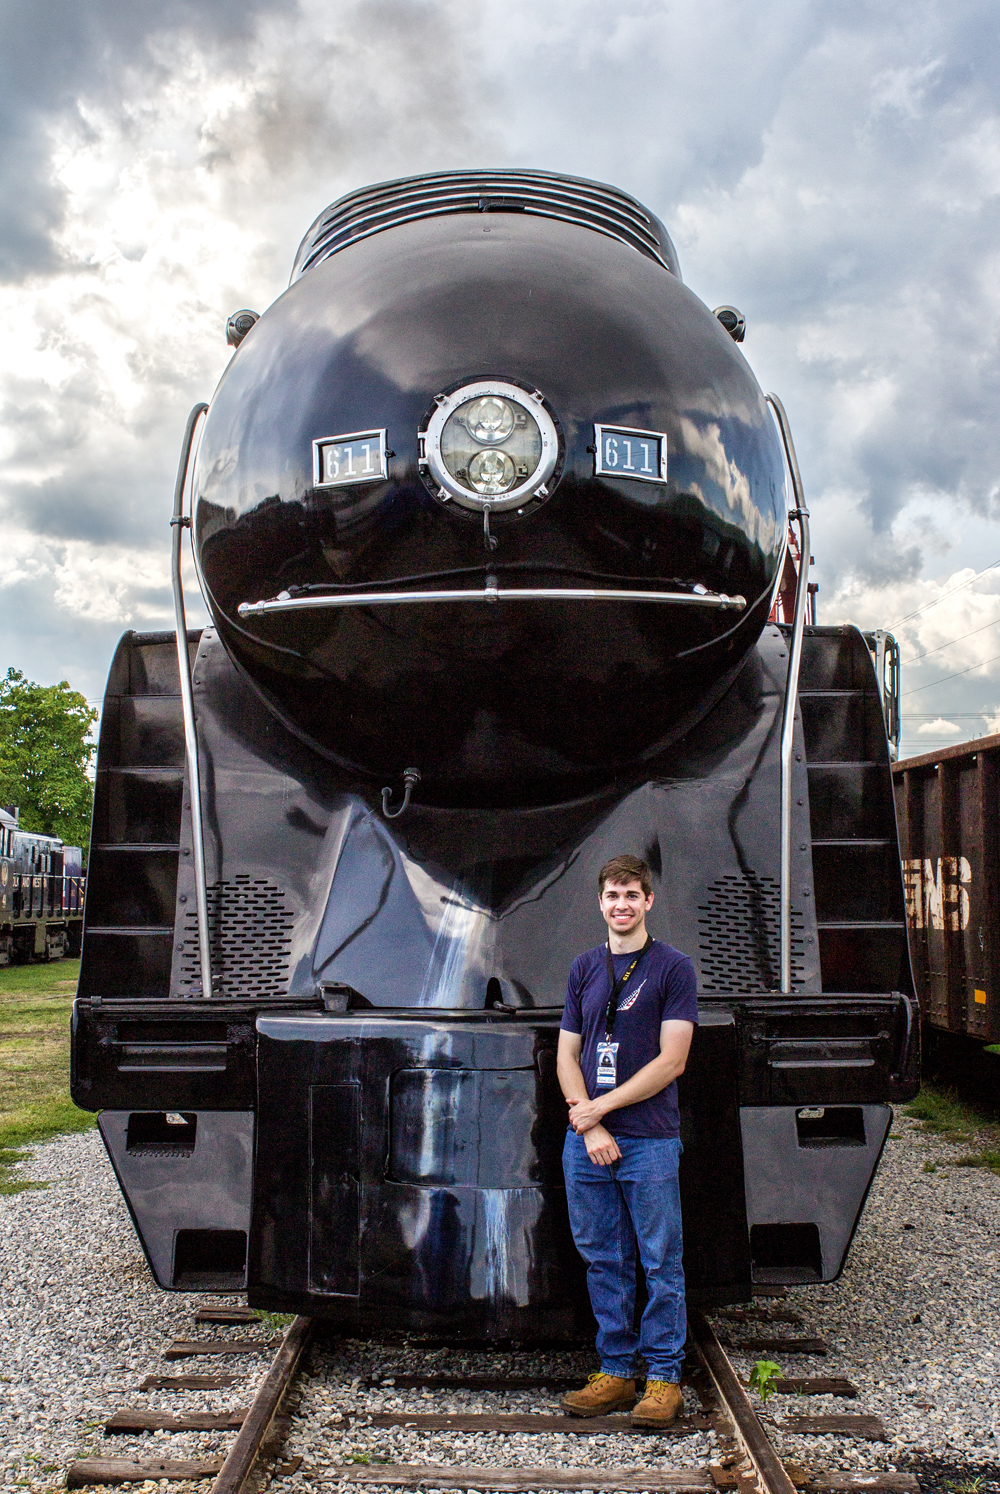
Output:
top-left (604, 935), bottom-right (652, 1041)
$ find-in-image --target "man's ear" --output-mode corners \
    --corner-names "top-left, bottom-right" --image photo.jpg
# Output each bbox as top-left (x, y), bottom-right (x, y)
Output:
top-left (645, 890), bottom-right (655, 911)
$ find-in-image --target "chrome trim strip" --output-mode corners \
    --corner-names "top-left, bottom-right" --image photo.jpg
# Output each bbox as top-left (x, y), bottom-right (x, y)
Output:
top-left (767, 392), bottom-right (812, 996)
top-left (296, 173), bottom-right (673, 278)
top-left (308, 184), bottom-right (662, 252)
top-left (238, 584), bottom-right (747, 617)
top-left (170, 402), bottom-right (212, 999)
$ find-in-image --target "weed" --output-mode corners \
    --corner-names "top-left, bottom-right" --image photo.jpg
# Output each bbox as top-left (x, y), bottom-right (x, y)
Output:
top-left (254, 1310), bottom-right (295, 1336)
top-left (0, 1177), bottom-right (47, 1196)
top-left (923, 1161), bottom-right (937, 1173)
top-left (905, 1088), bottom-right (976, 1139)
top-left (905, 1086), bottom-right (1000, 1143)
top-left (346, 1454), bottom-right (370, 1465)
top-left (749, 1360), bottom-right (783, 1404)
top-left (953, 1150), bottom-right (1000, 1175)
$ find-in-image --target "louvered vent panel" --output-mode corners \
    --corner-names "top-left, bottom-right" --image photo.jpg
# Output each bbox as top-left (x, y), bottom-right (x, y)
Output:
top-left (697, 875), bottom-right (805, 993)
top-left (292, 170), bottom-right (679, 280)
top-left (177, 876), bottom-right (293, 1000)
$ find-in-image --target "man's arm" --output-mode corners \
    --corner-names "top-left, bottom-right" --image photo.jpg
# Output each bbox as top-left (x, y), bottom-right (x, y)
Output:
top-left (557, 1028), bottom-right (621, 1165)
top-left (566, 1020), bottom-right (694, 1134)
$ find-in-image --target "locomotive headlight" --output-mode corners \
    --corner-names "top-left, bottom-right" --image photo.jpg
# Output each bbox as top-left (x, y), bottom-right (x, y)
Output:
top-left (422, 380), bottom-right (560, 512)
top-left (468, 448), bottom-right (516, 494)
top-left (466, 396), bottom-right (516, 443)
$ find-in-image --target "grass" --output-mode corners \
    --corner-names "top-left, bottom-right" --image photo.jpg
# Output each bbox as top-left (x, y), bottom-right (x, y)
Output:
top-left (0, 957), bottom-right (96, 1192)
top-left (905, 1084), bottom-right (1000, 1175)
top-left (254, 1310), bottom-right (296, 1336)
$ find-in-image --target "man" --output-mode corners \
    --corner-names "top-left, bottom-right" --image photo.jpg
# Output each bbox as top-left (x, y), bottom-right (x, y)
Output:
top-left (557, 853), bottom-right (697, 1427)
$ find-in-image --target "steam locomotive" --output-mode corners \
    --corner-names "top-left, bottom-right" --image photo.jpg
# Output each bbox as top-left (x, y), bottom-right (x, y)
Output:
top-left (72, 171), bottom-right (916, 1325)
top-left (0, 806), bottom-right (85, 964)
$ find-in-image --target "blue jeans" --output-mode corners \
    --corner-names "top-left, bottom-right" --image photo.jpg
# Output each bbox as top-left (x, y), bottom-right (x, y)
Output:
top-left (562, 1130), bottom-right (686, 1382)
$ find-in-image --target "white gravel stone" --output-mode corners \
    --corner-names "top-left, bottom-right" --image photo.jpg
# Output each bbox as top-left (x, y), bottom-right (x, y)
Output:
top-left (0, 1128), bottom-right (270, 1494)
top-left (721, 1114), bottom-right (1000, 1475)
top-left (2, 1111), bottom-right (999, 1494)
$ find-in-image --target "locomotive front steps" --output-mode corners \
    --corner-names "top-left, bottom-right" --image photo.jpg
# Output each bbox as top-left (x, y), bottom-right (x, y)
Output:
top-left (796, 627), bottom-right (910, 996)
top-left (80, 630), bottom-right (198, 1002)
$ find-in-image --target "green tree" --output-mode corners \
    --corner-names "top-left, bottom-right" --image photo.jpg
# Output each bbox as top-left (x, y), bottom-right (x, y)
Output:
top-left (0, 669), bottom-right (98, 854)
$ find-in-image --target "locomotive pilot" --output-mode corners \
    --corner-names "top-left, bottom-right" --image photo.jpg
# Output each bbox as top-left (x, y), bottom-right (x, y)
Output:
top-left (556, 854), bottom-right (697, 1427)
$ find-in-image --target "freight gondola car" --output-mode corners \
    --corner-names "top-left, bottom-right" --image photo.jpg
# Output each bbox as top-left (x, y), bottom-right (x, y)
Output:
top-left (0, 807), bottom-right (85, 964)
top-left (893, 734), bottom-right (1000, 1047)
top-left (71, 170), bottom-right (917, 1324)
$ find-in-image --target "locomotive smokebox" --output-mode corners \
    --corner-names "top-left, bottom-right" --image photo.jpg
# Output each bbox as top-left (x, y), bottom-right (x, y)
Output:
top-left (193, 173), bottom-right (786, 796)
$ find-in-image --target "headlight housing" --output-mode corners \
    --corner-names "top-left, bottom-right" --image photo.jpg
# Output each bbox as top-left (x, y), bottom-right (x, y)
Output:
top-left (420, 380), bottom-right (560, 512)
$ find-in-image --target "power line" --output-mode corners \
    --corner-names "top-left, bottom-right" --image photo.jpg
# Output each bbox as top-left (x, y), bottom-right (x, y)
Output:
top-left (889, 556), bottom-right (1000, 628)
top-left (901, 648), bottom-right (1000, 696)
top-left (901, 614), bottom-right (1000, 666)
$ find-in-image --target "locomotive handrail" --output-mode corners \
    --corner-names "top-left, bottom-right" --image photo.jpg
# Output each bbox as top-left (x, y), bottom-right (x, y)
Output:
top-left (891, 990), bottom-right (915, 1085)
top-left (171, 402), bottom-right (212, 999)
top-left (238, 582), bottom-right (747, 617)
top-left (766, 392), bottom-right (811, 996)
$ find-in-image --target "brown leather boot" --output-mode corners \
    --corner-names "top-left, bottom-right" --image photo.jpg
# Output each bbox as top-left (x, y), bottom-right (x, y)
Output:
top-left (632, 1379), bottom-right (683, 1426)
top-left (561, 1372), bottom-right (637, 1417)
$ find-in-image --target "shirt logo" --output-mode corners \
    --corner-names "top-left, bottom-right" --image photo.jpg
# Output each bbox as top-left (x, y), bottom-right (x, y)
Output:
top-left (617, 977), bottom-right (648, 1013)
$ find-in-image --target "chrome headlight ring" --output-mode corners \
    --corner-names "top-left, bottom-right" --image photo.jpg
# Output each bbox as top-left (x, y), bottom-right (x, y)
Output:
top-left (419, 380), bottom-right (561, 514)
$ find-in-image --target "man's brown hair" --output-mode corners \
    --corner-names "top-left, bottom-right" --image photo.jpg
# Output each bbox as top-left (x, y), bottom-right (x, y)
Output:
top-left (598, 855), bottom-right (653, 898)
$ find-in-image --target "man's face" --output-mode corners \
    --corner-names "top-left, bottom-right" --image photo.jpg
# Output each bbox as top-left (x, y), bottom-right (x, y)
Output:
top-left (599, 878), bottom-right (653, 936)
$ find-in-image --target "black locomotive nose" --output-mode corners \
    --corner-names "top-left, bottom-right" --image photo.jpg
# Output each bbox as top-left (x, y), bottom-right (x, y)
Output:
top-left (192, 172), bottom-right (785, 790)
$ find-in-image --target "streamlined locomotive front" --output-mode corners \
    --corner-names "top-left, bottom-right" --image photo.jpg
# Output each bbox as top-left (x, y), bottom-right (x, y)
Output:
top-left (73, 171), bottom-right (917, 1326)
top-left (193, 185), bottom-right (785, 790)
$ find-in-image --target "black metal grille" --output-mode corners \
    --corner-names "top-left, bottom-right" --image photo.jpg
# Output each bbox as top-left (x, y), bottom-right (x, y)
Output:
top-left (292, 170), bottom-right (680, 281)
top-left (697, 875), bottom-right (805, 992)
top-left (177, 876), bottom-right (294, 999)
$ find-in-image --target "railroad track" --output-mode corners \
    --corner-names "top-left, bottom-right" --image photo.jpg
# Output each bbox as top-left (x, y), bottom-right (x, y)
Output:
top-left (65, 1299), bottom-right (921, 1494)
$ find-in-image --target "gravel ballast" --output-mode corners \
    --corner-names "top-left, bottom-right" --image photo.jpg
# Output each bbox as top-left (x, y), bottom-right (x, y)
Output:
top-left (1, 1111), bottom-right (998, 1494)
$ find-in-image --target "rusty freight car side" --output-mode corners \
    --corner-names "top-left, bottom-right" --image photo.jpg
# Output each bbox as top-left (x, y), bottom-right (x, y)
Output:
top-left (892, 735), bottom-right (1000, 1043)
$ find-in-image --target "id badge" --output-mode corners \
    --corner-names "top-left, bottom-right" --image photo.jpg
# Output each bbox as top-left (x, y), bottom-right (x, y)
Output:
top-left (595, 1041), bottom-right (619, 1088)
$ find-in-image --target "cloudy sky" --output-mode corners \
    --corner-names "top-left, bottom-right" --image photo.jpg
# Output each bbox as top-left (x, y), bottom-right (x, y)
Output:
top-left (2, 0), bottom-right (999, 758)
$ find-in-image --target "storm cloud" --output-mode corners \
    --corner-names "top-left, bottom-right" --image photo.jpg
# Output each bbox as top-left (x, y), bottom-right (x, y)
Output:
top-left (1, 0), bottom-right (1000, 750)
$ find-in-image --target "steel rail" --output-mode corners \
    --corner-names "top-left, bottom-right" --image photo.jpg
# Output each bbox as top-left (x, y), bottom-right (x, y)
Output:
top-left (238, 583), bottom-right (747, 618)
top-left (690, 1310), bottom-right (798, 1494)
top-left (208, 1315), bottom-right (314, 1494)
top-left (766, 392), bottom-right (811, 995)
top-left (170, 402), bottom-right (211, 999)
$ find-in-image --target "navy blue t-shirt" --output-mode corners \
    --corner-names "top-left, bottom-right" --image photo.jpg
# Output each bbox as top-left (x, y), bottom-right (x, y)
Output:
top-left (561, 940), bottom-right (699, 1138)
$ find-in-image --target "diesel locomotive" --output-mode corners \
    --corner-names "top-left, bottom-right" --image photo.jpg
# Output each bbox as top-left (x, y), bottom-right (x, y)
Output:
top-left (0, 806), bottom-right (85, 964)
top-left (72, 170), bottom-right (917, 1325)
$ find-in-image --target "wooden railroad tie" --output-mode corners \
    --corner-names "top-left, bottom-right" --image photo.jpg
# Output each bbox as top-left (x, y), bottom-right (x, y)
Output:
top-left (366, 1372), bottom-right (588, 1392)
top-left (331, 1469), bottom-right (714, 1491)
top-left (717, 1307), bottom-right (806, 1326)
top-left (770, 1379), bottom-right (857, 1398)
top-left (67, 1459), bottom-right (224, 1487)
top-left (719, 1336), bottom-right (829, 1355)
top-left (105, 1408), bottom-right (248, 1433)
top-left (709, 1471), bottom-right (917, 1493)
top-left (360, 1410), bottom-right (711, 1435)
top-left (162, 1336), bottom-right (275, 1359)
top-left (778, 1414), bottom-right (887, 1441)
top-left (361, 1335), bottom-right (594, 1353)
top-left (194, 1306), bottom-right (260, 1325)
top-left (138, 1373), bottom-right (239, 1391)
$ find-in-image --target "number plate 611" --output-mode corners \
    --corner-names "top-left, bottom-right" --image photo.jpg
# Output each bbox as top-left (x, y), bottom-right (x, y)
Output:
top-left (313, 429), bottom-right (388, 487)
top-left (594, 424), bottom-right (667, 484)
